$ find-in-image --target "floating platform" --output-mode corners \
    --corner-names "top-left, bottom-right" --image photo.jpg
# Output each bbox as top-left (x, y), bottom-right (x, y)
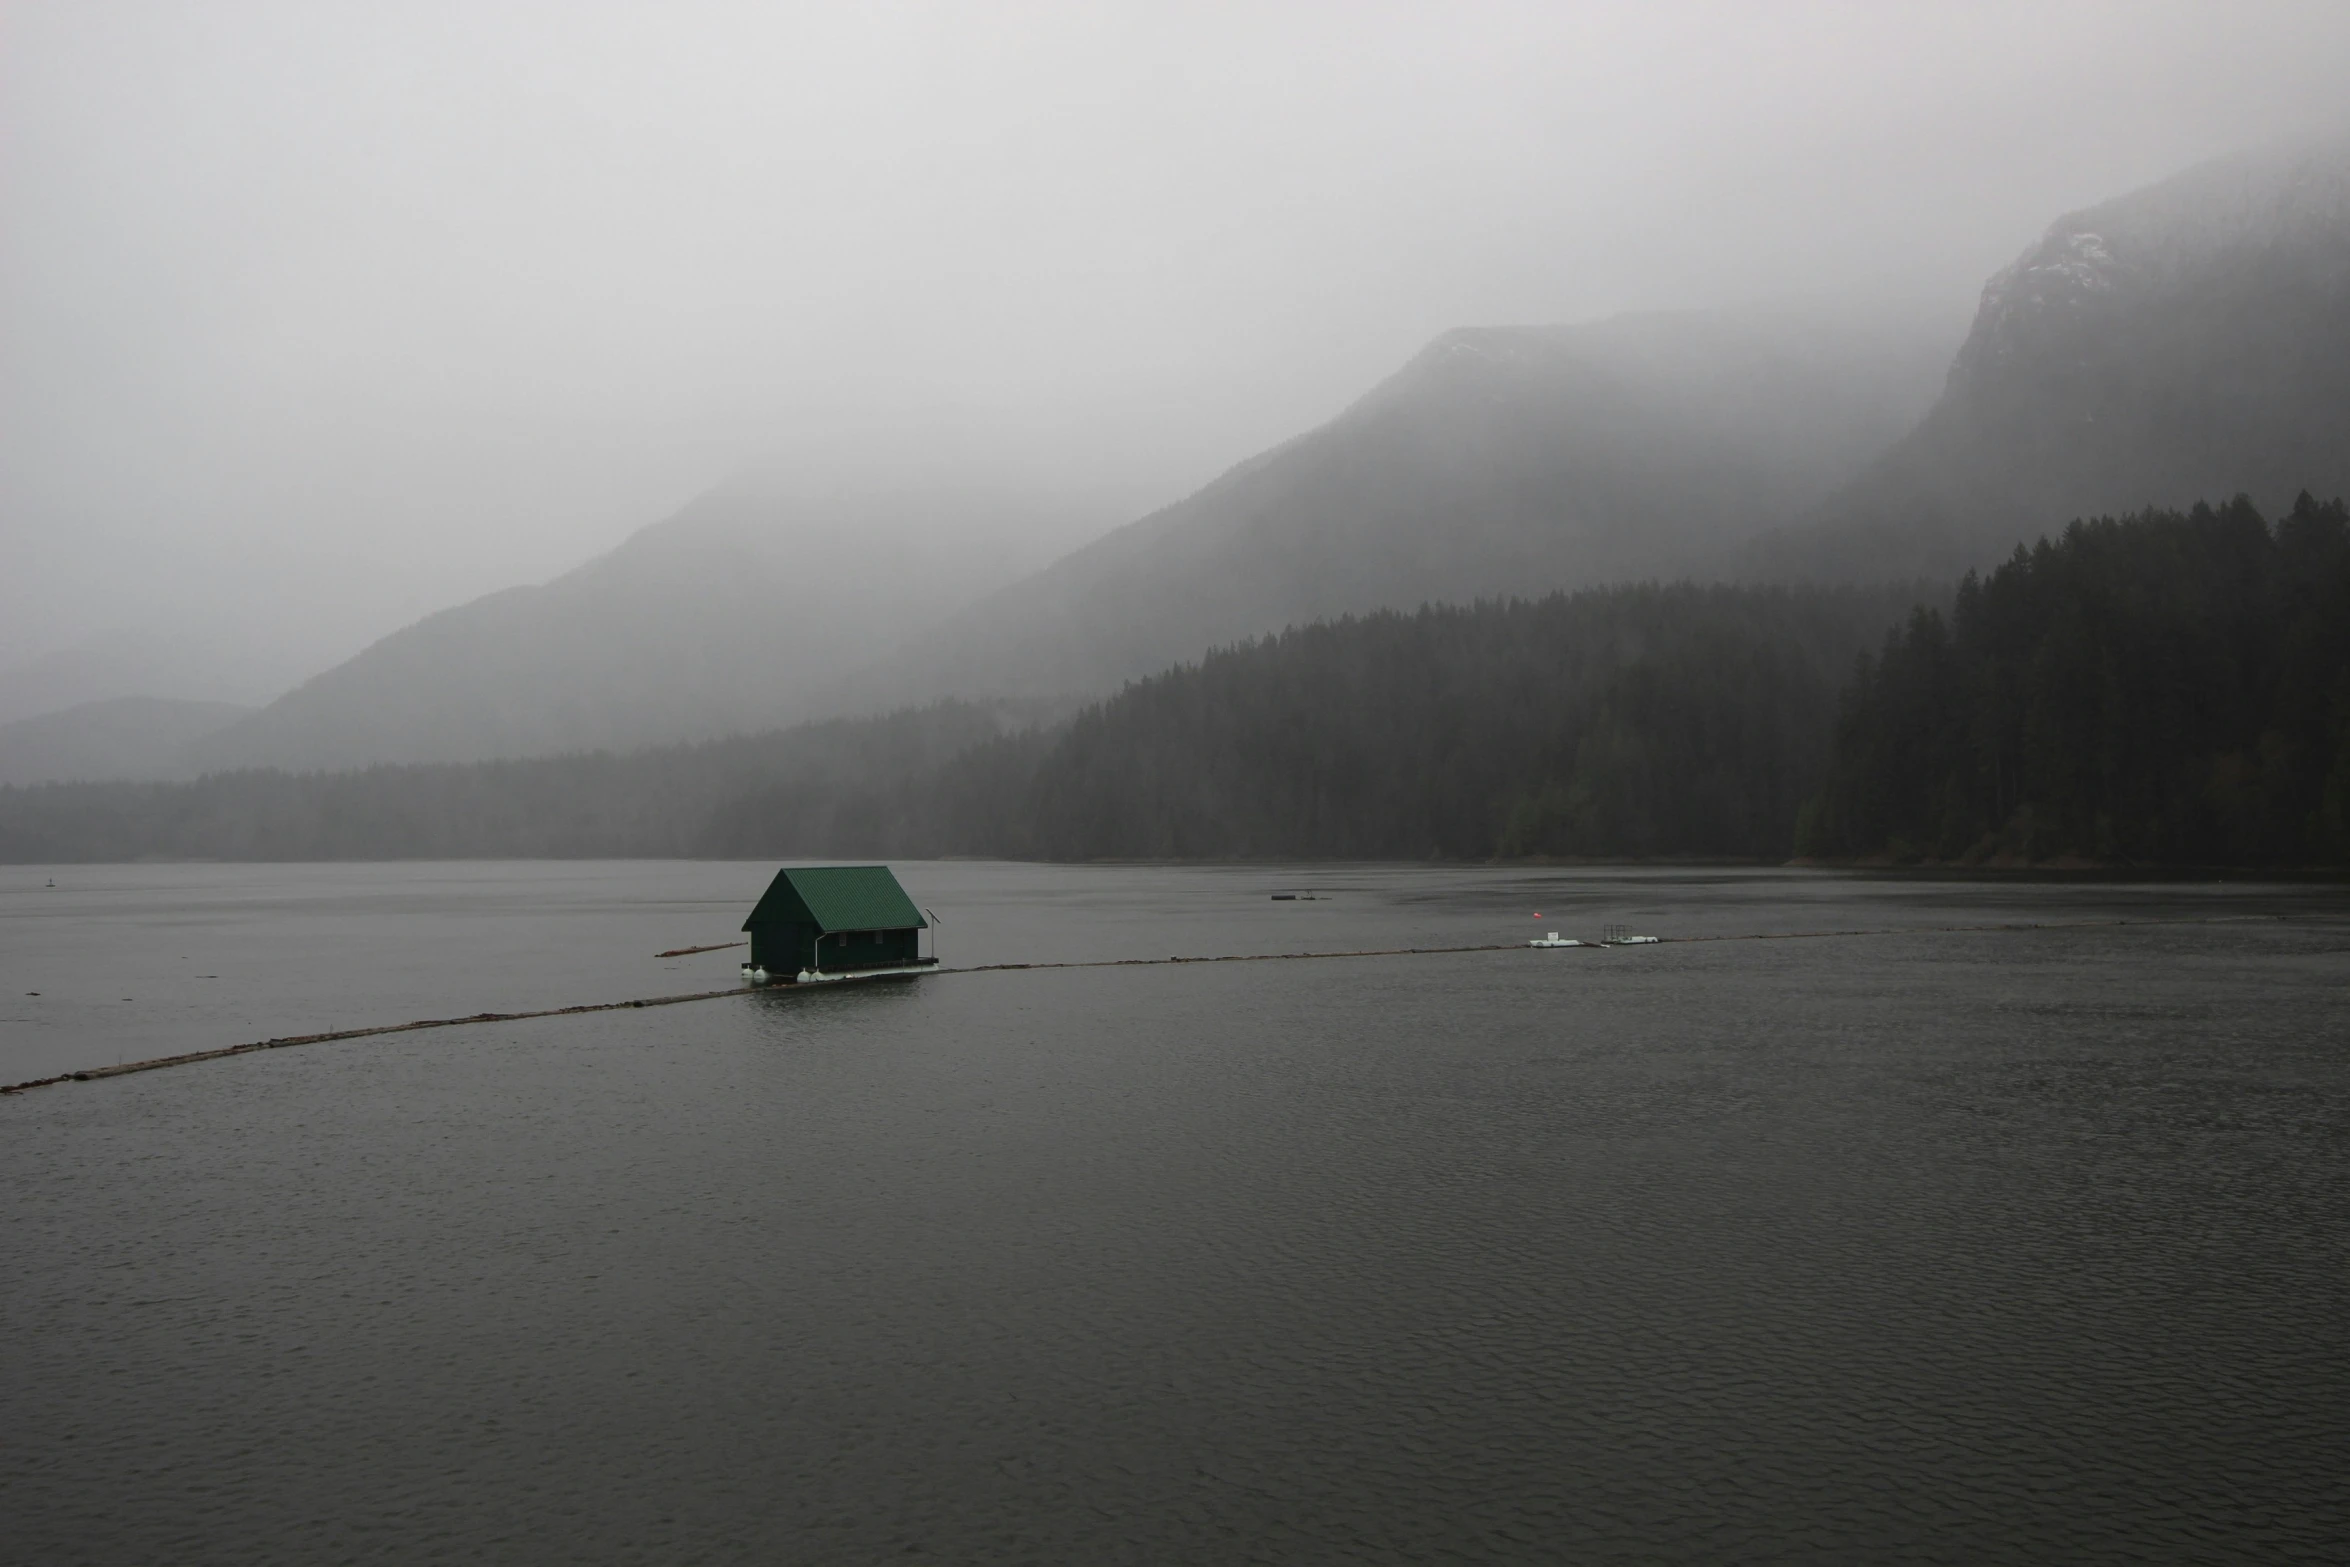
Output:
top-left (1530, 929), bottom-right (1663, 948)
top-left (742, 959), bottom-right (940, 986)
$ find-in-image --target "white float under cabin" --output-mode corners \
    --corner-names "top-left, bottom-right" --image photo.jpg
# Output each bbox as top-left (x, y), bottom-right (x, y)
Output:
top-left (740, 865), bottom-right (936, 983)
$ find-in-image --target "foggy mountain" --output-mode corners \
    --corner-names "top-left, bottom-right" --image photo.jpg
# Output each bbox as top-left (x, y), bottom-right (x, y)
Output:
top-left (1754, 131), bottom-right (2350, 580)
top-left (186, 476), bottom-right (1108, 772)
top-left (0, 634), bottom-right (287, 728)
top-left (128, 133), bottom-right (2350, 776)
top-left (851, 309), bottom-right (1954, 706)
top-left (0, 697), bottom-right (253, 788)
top-left (176, 309), bottom-right (1950, 773)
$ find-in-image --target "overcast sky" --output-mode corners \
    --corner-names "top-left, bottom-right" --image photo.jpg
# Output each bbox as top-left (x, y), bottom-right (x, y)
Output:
top-left (4, 0), bottom-right (2347, 698)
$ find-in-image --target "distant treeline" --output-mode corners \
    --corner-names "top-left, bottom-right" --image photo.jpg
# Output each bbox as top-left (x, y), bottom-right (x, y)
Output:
top-left (6, 502), bottom-right (2347, 867)
top-left (1017, 585), bottom-right (1911, 859)
top-left (1, 585), bottom-right (1913, 864)
top-left (1799, 493), bottom-right (2350, 866)
top-left (0, 703), bottom-right (1029, 863)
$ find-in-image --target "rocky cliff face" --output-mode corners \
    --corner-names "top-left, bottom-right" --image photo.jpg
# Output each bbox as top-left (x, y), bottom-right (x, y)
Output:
top-left (1756, 131), bottom-right (2350, 580)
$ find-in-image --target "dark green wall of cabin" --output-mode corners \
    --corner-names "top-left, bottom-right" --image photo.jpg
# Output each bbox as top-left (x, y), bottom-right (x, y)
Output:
top-left (748, 922), bottom-right (815, 971)
top-left (748, 922), bottom-right (919, 972)
top-left (818, 927), bottom-right (921, 969)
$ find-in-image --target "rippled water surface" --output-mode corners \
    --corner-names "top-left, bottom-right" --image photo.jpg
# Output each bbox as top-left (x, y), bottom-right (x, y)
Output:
top-left (5, 862), bottom-right (2349, 1562)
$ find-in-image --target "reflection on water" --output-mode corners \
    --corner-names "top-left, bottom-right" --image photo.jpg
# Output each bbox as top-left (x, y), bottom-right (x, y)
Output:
top-left (4, 863), bottom-right (2347, 1561)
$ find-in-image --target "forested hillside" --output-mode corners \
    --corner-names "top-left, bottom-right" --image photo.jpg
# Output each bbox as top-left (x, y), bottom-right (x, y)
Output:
top-left (1799, 495), bottom-right (2350, 865)
top-left (0, 588), bottom-right (1916, 864)
top-left (1017, 587), bottom-right (1914, 859)
top-left (0, 703), bottom-right (1031, 863)
top-left (10, 507), bottom-right (2348, 870)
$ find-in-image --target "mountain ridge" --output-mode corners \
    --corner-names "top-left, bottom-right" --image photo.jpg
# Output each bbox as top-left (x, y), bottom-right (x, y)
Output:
top-left (179, 306), bottom-right (1955, 772)
top-left (845, 306), bottom-right (1955, 708)
top-left (186, 475), bottom-right (1110, 773)
top-left (0, 697), bottom-right (255, 788)
top-left (1751, 129), bottom-right (2350, 580)
top-left (157, 132), bottom-right (2350, 774)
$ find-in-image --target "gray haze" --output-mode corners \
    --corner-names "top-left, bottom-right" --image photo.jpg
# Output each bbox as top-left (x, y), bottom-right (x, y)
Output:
top-left (172, 301), bottom-right (1956, 773)
top-left (854, 302), bottom-right (1960, 712)
top-left (5, 1), bottom-right (2348, 708)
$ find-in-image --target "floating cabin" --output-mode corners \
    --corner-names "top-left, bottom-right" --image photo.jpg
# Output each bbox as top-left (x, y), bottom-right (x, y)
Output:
top-left (740, 865), bottom-right (934, 982)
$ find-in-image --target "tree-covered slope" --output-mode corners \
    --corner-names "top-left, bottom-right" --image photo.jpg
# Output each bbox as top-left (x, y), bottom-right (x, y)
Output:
top-left (1799, 494), bottom-right (2350, 864)
top-left (3, 587), bottom-right (1920, 864)
top-left (17, 503), bottom-right (2348, 868)
top-left (1016, 586), bottom-right (1918, 861)
top-left (2, 701), bottom-right (1029, 863)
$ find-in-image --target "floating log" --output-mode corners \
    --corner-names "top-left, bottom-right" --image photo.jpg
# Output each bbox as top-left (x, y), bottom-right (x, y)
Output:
top-left (0, 914), bottom-right (2290, 1099)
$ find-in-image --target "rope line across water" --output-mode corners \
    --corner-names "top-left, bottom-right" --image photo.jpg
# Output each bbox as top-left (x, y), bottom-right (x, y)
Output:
top-left (0, 913), bottom-right (2300, 1096)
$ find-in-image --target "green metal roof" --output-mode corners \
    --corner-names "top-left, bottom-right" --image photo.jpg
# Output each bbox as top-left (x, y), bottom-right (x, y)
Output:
top-left (741, 865), bottom-right (926, 934)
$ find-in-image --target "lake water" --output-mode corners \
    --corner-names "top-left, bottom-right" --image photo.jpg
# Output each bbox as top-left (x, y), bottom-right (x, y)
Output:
top-left (5, 861), bottom-right (2348, 1561)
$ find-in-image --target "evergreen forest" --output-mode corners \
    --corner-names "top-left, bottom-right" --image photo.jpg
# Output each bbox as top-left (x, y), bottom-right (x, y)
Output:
top-left (5, 498), bottom-right (2347, 868)
top-left (1799, 495), bottom-right (2350, 866)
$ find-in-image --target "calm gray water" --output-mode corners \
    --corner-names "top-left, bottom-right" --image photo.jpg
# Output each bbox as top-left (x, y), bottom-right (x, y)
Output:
top-left (5, 862), bottom-right (2349, 1562)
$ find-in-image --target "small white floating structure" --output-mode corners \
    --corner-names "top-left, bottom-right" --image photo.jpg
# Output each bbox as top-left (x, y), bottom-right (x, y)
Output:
top-left (1600, 924), bottom-right (1660, 946)
top-left (785, 962), bottom-right (936, 985)
top-left (1528, 932), bottom-right (1583, 948)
